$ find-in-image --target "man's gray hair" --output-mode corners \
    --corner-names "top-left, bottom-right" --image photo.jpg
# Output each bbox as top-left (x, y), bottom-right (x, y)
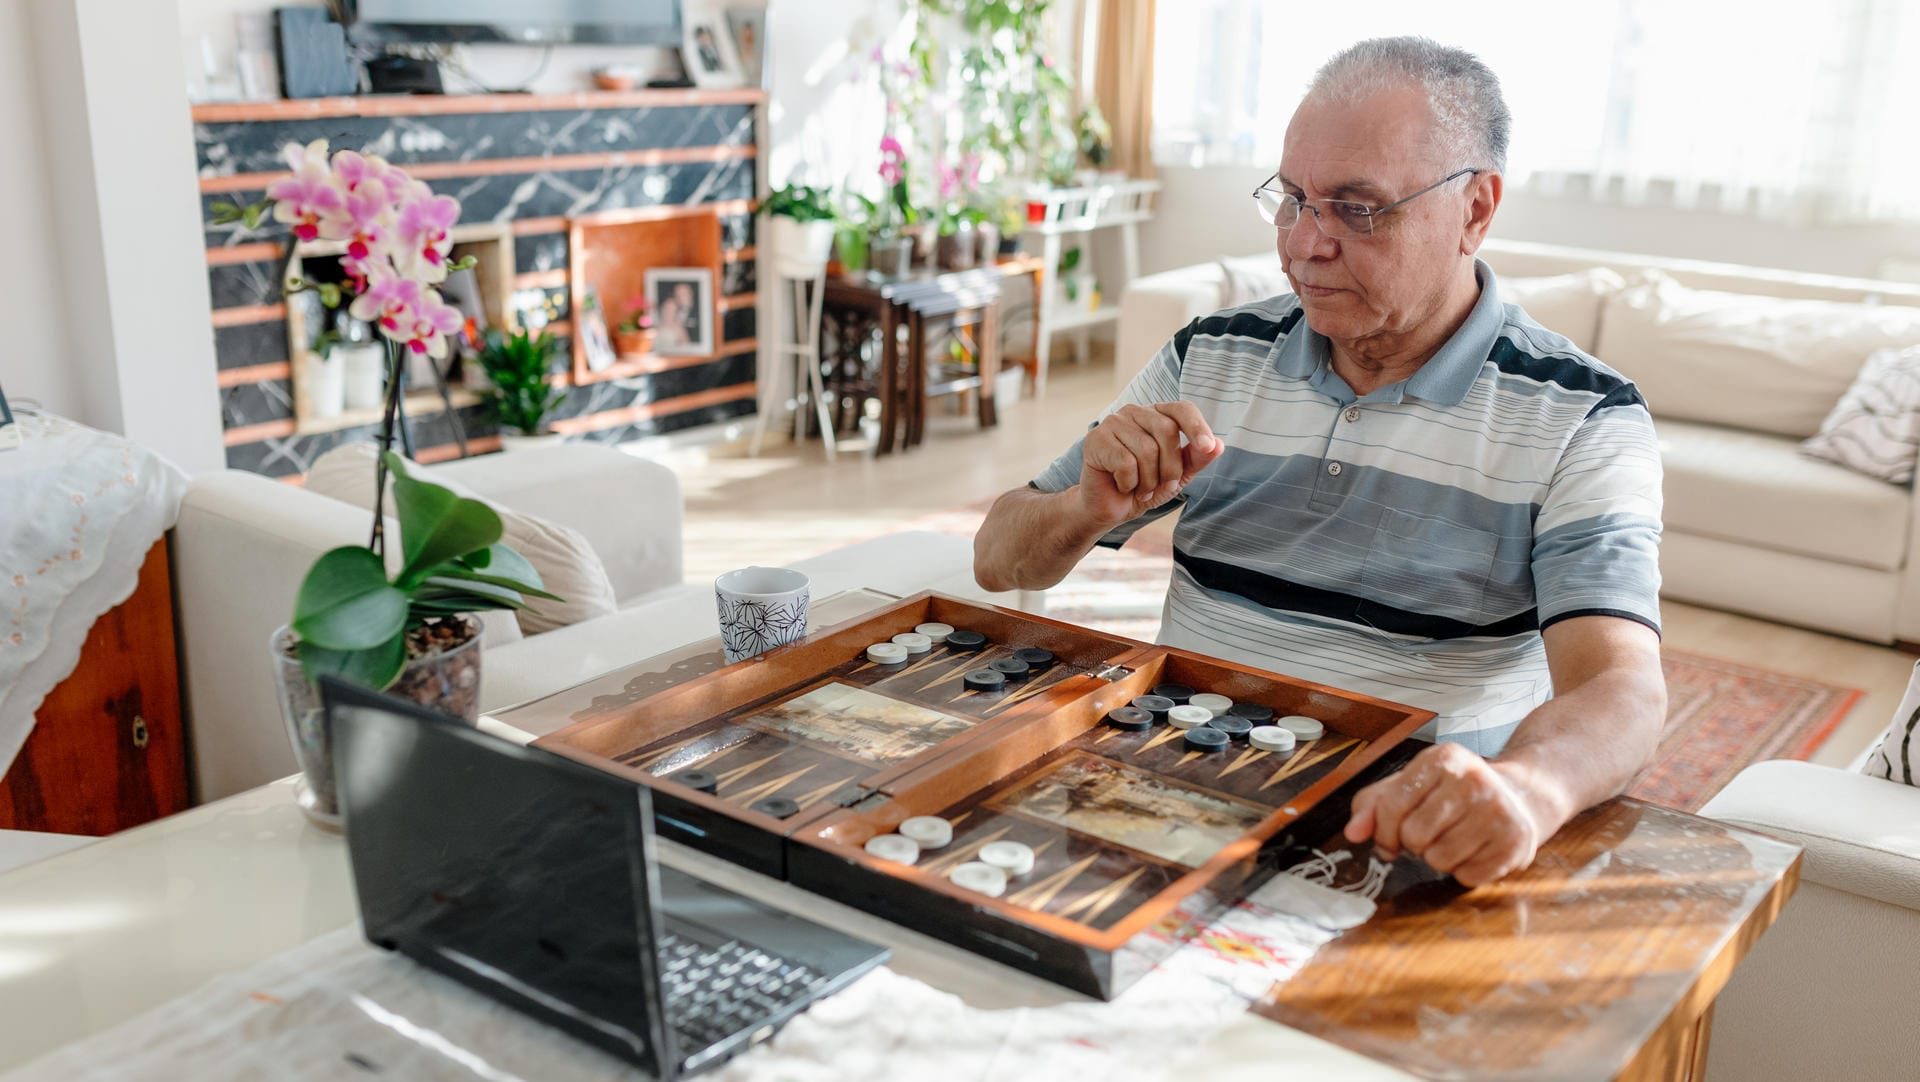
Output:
top-left (1307, 37), bottom-right (1511, 175)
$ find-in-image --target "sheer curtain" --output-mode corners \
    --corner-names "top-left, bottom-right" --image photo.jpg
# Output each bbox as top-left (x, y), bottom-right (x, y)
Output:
top-left (1151, 0), bottom-right (1920, 224)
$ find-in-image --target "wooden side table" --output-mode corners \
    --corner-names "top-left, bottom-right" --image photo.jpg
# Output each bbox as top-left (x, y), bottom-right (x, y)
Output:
top-left (0, 539), bottom-right (188, 834)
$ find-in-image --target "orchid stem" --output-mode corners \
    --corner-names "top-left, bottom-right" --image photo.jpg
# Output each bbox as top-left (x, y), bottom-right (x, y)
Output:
top-left (370, 339), bottom-right (404, 558)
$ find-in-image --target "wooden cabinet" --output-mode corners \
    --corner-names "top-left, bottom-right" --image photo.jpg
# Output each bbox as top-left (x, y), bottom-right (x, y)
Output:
top-left (0, 539), bottom-right (189, 834)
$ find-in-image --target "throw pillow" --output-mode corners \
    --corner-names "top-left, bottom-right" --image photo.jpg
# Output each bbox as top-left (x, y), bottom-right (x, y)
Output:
top-left (1217, 254), bottom-right (1289, 308)
top-left (1863, 660), bottom-right (1920, 786)
top-left (1800, 346), bottom-right (1920, 484)
top-left (1595, 273), bottom-right (1920, 439)
top-left (1498, 268), bottom-right (1626, 354)
top-left (305, 442), bottom-right (619, 636)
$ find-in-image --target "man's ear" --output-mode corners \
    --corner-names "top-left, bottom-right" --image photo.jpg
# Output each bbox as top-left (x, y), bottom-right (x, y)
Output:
top-left (1460, 171), bottom-right (1504, 256)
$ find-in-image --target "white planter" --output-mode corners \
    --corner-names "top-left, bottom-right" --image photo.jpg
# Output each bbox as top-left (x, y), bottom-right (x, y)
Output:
top-left (298, 351), bottom-right (344, 420)
top-left (500, 431), bottom-right (567, 452)
top-left (768, 216), bottom-right (836, 279)
top-left (337, 343), bottom-right (387, 411)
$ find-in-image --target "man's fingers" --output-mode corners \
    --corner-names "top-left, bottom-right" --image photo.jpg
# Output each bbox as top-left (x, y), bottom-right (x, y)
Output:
top-left (1153, 401), bottom-right (1220, 456)
top-left (1106, 424), bottom-right (1164, 495)
top-left (1088, 439), bottom-right (1140, 493)
top-left (1398, 789), bottom-right (1472, 856)
top-left (1344, 790), bottom-right (1379, 845)
top-left (1183, 433), bottom-right (1226, 480)
top-left (1421, 822), bottom-right (1495, 875)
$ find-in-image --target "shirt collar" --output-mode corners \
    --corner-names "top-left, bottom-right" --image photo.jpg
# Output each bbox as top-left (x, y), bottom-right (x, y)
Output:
top-left (1269, 258), bottom-right (1503, 408)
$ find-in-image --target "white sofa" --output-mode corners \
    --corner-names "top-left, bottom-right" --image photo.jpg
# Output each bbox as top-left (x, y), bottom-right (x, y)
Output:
top-left (171, 443), bottom-right (1002, 803)
top-left (1116, 238), bottom-right (1920, 644)
top-left (1700, 753), bottom-right (1920, 1081)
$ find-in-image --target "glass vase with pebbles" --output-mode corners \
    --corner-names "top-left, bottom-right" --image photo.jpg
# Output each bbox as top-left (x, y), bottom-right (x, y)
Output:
top-left (863, 834), bottom-right (920, 864)
top-left (898, 816), bottom-right (953, 848)
top-left (889, 632), bottom-right (933, 654)
top-left (865, 642), bottom-right (909, 664)
top-left (1188, 692), bottom-right (1234, 716)
top-left (1277, 715), bottom-right (1325, 740)
top-left (1249, 725), bottom-right (1297, 753)
top-left (948, 861), bottom-right (1009, 898)
top-left (1167, 705), bottom-right (1214, 729)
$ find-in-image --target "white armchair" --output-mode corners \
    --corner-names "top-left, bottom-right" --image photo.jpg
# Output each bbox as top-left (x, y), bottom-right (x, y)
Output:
top-left (1700, 758), bottom-right (1920, 1081)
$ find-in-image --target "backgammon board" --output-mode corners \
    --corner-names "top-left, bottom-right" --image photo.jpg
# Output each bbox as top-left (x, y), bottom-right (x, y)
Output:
top-left (533, 592), bottom-right (1434, 998)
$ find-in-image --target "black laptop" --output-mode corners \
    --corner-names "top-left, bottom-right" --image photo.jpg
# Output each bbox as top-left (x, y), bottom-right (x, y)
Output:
top-left (323, 679), bottom-right (889, 1079)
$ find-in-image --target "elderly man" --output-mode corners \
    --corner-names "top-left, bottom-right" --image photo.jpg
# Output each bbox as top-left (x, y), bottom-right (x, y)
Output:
top-left (974, 37), bottom-right (1666, 886)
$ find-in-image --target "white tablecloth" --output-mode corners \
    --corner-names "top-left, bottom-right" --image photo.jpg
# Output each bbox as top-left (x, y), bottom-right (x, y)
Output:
top-left (0, 864), bottom-right (1381, 1081)
top-left (0, 410), bottom-right (187, 775)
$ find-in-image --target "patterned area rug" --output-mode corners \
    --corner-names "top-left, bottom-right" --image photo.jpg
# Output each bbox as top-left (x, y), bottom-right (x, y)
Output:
top-left (915, 503), bottom-right (1861, 811)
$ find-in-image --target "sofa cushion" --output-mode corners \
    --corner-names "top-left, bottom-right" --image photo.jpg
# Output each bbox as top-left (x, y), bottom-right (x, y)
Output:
top-left (1659, 419), bottom-right (1910, 570)
top-left (1863, 661), bottom-right (1920, 787)
top-left (1217, 254), bottom-right (1289, 307)
top-left (1499, 268), bottom-right (1624, 354)
top-left (306, 443), bottom-right (618, 635)
top-left (1801, 346), bottom-right (1920, 485)
top-left (1597, 273), bottom-right (1920, 438)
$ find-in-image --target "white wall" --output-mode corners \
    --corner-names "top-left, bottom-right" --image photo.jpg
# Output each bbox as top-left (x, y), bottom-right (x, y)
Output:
top-left (0, 0), bottom-right (80, 419)
top-left (1133, 164), bottom-right (1920, 283)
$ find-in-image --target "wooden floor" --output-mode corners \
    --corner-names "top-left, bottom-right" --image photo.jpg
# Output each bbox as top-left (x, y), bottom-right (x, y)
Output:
top-left (672, 351), bottom-right (1907, 769)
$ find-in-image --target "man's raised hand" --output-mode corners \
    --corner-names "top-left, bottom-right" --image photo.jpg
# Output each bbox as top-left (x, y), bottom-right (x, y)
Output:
top-left (1078, 402), bottom-right (1225, 529)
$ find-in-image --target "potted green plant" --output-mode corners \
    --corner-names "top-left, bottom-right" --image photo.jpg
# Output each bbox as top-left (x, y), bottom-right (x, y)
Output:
top-left (764, 182), bottom-right (839, 278)
top-left (476, 327), bottom-right (568, 450)
top-left (272, 451), bottom-right (559, 826)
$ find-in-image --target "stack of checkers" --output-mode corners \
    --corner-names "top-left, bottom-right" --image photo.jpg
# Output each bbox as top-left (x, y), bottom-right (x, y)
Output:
top-left (1104, 684), bottom-right (1327, 755)
top-left (858, 626), bottom-right (1058, 699)
top-left (862, 816), bottom-right (1037, 899)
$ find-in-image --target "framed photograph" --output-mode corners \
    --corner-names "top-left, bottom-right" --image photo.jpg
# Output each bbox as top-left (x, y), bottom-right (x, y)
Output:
top-left (681, 6), bottom-right (746, 89)
top-left (577, 290), bottom-right (618, 373)
top-left (725, 7), bottom-right (765, 86)
top-left (644, 267), bottom-right (714, 356)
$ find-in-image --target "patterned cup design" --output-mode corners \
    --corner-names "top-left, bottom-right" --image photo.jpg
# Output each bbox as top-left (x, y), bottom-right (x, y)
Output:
top-left (715, 566), bottom-right (811, 664)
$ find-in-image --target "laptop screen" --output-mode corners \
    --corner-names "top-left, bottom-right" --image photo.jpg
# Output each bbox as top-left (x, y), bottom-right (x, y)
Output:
top-left (326, 681), bottom-right (673, 1074)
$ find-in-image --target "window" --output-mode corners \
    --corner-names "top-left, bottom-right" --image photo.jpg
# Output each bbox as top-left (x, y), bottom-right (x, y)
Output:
top-left (1151, 0), bottom-right (1920, 224)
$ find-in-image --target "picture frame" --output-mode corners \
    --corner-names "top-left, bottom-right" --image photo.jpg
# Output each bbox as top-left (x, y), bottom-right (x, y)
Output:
top-left (681, 4), bottom-right (747, 89)
top-left (644, 267), bottom-right (715, 356)
top-left (724, 7), bottom-right (765, 86)
top-left (578, 290), bottom-right (618, 373)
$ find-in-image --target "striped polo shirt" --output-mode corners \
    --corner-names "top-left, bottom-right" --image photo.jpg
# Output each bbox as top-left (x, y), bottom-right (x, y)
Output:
top-left (1031, 261), bottom-right (1663, 754)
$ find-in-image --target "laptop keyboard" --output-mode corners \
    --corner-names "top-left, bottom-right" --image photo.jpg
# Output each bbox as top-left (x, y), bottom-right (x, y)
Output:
top-left (659, 929), bottom-right (822, 1050)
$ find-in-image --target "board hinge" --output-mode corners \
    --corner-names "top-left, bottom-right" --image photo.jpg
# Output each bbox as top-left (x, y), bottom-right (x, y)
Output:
top-left (1089, 663), bottom-right (1134, 682)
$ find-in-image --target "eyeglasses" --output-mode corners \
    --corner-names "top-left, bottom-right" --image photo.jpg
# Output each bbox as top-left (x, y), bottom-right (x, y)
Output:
top-left (1253, 167), bottom-right (1481, 238)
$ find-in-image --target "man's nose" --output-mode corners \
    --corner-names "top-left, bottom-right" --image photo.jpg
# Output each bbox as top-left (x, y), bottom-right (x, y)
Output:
top-left (1282, 207), bottom-right (1339, 261)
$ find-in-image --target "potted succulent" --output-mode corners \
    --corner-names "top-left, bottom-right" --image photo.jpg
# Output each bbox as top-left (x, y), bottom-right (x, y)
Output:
top-left (764, 182), bottom-right (838, 278)
top-left (272, 451), bottom-right (558, 826)
top-left (870, 135), bottom-right (918, 277)
top-left (614, 297), bottom-right (654, 356)
top-left (476, 327), bottom-right (568, 450)
top-left (213, 138), bottom-right (558, 828)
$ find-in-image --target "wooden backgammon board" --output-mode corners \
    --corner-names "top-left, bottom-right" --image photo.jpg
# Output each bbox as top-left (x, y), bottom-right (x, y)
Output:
top-left (533, 592), bottom-right (1435, 999)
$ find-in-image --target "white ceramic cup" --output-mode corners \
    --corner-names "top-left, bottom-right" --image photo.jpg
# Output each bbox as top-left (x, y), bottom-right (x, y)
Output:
top-left (714, 566), bottom-right (811, 664)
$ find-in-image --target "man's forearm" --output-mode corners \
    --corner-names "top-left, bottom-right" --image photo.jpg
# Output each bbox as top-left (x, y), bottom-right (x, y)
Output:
top-left (973, 486), bottom-right (1116, 592)
top-left (1494, 662), bottom-right (1667, 835)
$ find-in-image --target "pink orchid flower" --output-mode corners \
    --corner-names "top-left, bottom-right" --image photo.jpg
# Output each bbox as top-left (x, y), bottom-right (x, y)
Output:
top-left (330, 177), bottom-right (392, 265)
top-left (266, 141), bottom-right (346, 243)
top-left (347, 271), bottom-right (424, 337)
top-left (395, 292), bottom-right (465, 359)
top-left (394, 192), bottom-right (460, 282)
top-left (328, 150), bottom-right (386, 194)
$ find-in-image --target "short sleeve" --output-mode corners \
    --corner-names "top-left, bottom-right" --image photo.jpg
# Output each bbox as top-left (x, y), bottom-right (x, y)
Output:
top-left (1029, 322), bottom-right (1196, 547)
top-left (1531, 399), bottom-right (1664, 634)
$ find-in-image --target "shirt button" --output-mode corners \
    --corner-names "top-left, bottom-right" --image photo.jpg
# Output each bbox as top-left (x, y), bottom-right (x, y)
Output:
top-left (1327, 461), bottom-right (1343, 476)
top-left (1344, 407), bottom-right (1361, 422)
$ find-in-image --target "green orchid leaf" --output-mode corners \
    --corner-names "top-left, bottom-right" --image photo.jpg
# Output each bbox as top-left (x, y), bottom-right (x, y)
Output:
top-left (292, 546), bottom-right (407, 650)
top-left (422, 564), bottom-right (561, 602)
top-left (471, 544), bottom-right (544, 591)
top-left (243, 202), bottom-right (265, 230)
top-left (297, 633), bottom-right (407, 691)
top-left (386, 452), bottom-right (504, 588)
top-left (415, 582), bottom-right (532, 612)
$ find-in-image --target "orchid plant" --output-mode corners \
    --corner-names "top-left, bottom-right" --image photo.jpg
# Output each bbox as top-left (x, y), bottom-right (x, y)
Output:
top-left (214, 142), bottom-right (554, 689)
